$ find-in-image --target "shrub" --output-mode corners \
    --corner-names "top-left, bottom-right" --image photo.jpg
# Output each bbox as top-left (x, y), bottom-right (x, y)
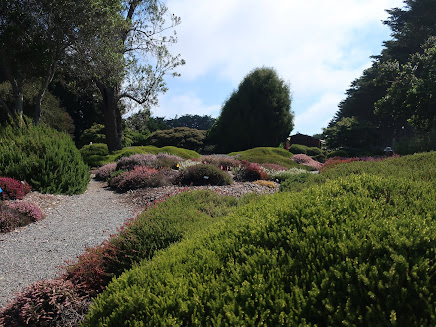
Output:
top-left (270, 168), bottom-right (311, 183)
top-left (155, 153), bottom-right (183, 169)
top-left (177, 164), bottom-right (233, 186)
top-left (84, 172), bottom-right (436, 326)
top-left (109, 166), bottom-right (163, 192)
top-left (115, 153), bottom-right (157, 171)
top-left (291, 154), bottom-right (322, 170)
top-left (0, 177), bottom-right (31, 200)
top-left (260, 163), bottom-right (288, 171)
top-left (77, 123), bottom-right (106, 148)
top-left (0, 202), bottom-right (44, 233)
top-left (252, 180), bottom-right (277, 188)
top-left (306, 146), bottom-right (323, 156)
top-left (234, 161), bottom-right (268, 181)
top-left (201, 155), bottom-right (241, 170)
top-left (80, 143), bottom-right (109, 166)
top-left (0, 123), bottom-right (89, 194)
top-left (146, 127), bottom-right (207, 152)
top-left (229, 147), bottom-right (305, 170)
top-left (64, 191), bottom-right (241, 297)
top-left (321, 156), bottom-right (361, 172)
top-left (0, 279), bottom-right (88, 327)
top-left (327, 149), bottom-right (351, 158)
top-left (289, 143), bottom-right (308, 154)
top-left (95, 163), bottom-right (117, 181)
top-left (279, 172), bottom-right (314, 192)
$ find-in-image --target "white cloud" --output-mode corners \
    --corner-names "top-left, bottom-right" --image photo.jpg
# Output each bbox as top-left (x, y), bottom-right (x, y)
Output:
top-left (294, 93), bottom-right (344, 135)
top-left (154, 93), bottom-right (221, 119)
top-left (160, 0), bottom-right (404, 133)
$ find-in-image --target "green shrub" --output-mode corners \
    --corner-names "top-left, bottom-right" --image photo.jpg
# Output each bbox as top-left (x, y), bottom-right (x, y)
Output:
top-left (306, 146), bottom-right (323, 156)
top-left (0, 123), bottom-right (89, 194)
top-left (289, 143), bottom-right (308, 154)
top-left (80, 143), bottom-right (109, 166)
top-left (229, 147), bottom-right (307, 170)
top-left (327, 149), bottom-right (351, 158)
top-left (177, 164), bottom-right (233, 186)
top-left (84, 172), bottom-right (436, 326)
top-left (64, 191), bottom-right (242, 297)
top-left (77, 123), bottom-right (106, 148)
top-left (147, 127), bottom-right (207, 152)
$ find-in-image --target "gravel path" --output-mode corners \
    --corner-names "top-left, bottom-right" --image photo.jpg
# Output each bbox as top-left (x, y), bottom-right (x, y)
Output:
top-left (0, 177), bottom-right (279, 309)
top-left (0, 179), bottom-right (136, 308)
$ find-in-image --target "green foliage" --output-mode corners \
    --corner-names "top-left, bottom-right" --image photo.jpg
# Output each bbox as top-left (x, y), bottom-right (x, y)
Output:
top-left (177, 164), bottom-right (233, 186)
top-left (229, 147), bottom-right (308, 170)
top-left (85, 146), bottom-right (200, 167)
top-left (166, 114), bottom-right (216, 130)
top-left (147, 127), bottom-right (207, 152)
top-left (77, 123), bottom-right (106, 148)
top-left (64, 191), bottom-right (242, 297)
top-left (84, 155), bottom-right (436, 325)
top-left (394, 130), bottom-right (436, 154)
top-left (80, 143), bottom-right (109, 166)
top-left (289, 143), bottom-right (307, 154)
top-left (208, 67), bottom-right (294, 152)
top-left (0, 123), bottom-right (89, 194)
top-left (327, 149), bottom-right (352, 158)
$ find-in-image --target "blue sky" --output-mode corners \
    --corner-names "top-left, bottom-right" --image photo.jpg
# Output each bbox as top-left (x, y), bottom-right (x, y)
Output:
top-left (148, 0), bottom-right (405, 136)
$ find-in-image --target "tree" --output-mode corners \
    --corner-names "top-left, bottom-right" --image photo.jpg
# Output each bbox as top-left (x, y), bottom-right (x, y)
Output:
top-left (208, 67), bottom-right (294, 153)
top-left (0, 0), bottom-right (122, 126)
top-left (166, 114), bottom-right (216, 130)
top-left (375, 37), bottom-right (436, 134)
top-left (90, 0), bottom-right (185, 152)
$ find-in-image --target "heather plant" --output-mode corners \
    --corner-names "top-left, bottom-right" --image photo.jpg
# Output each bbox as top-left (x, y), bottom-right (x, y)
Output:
top-left (260, 163), bottom-right (288, 171)
top-left (0, 202), bottom-right (44, 233)
top-left (0, 279), bottom-right (88, 327)
top-left (115, 153), bottom-right (157, 171)
top-left (94, 163), bottom-right (117, 181)
top-left (291, 154), bottom-right (322, 170)
top-left (269, 168), bottom-right (310, 183)
top-left (233, 160), bottom-right (268, 181)
top-left (108, 166), bottom-right (162, 192)
top-left (229, 147), bottom-right (301, 169)
top-left (0, 123), bottom-right (89, 194)
top-left (64, 191), bottom-right (242, 297)
top-left (177, 164), bottom-right (233, 186)
top-left (0, 177), bottom-right (31, 200)
top-left (201, 155), bottom-right (241, 170)
top-left (84, 171), bottom-right (436, 326)
top-left (155, 153), bottom-right (183, 169)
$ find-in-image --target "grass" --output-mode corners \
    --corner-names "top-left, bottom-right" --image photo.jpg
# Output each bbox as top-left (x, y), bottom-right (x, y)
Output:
top-left (228, 147), bottom-right (312, 170)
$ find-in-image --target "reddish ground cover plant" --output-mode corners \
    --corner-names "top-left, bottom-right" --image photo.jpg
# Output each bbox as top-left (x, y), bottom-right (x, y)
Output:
top-left (109, 166), bottom-right (170, 192)
top-left (0, 177), bottom-right (31, 200)
top-left (291, 154), bottom-right (322, 170)
top-left (234, 161), bottom-right (268, 181)
top-left (321, 155), bottom-right (401, 171)
top-left (0, 202), bottom-right (44, 233)
top-left (0, 279), bottom-right (88, 327)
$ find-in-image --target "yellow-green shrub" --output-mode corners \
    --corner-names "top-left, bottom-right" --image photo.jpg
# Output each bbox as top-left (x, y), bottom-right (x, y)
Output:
top-left (84, 171), bottom-right (436, 326)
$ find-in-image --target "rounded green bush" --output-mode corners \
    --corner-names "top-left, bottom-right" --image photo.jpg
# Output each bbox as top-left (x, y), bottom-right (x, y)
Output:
top-left (0, 123), bottom-right (89, 194)
top-left (289, 144), bottom-right (308, 154)
top-left (328, 149), bottom-right (351, 158)
top-left (85, 172), bottom-right (436, 326)
top-left (306, 146), bottom-right (323, 156)
top-left (177, 164), bottom-right (233, 186)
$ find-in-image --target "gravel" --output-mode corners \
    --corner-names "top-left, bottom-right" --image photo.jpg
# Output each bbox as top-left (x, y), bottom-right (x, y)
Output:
top-left (0, 179), bottom-right (136, 308)
top-left (0, 177), bottom-right (279, 308)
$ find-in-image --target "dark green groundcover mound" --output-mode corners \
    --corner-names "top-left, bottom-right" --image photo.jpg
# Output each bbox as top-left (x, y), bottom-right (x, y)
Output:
top-left (84, 170), bottom-right (436, 326)
top-left (0, 123), bottom-right (89, 194)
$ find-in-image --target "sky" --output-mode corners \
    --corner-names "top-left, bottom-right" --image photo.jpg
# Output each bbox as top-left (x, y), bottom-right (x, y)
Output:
top-left (150, 0), bottom-right (406, 136)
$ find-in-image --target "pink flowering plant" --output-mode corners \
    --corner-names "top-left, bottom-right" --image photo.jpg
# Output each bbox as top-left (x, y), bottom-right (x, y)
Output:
top-left (0, 177), bottom-right (31, 200)
top-left (233, 161), bottom-right (268, 181)
top-left (291, 154), bottom-right (322, 170)
top-left (0, 202), bottom-right (44, 233)
top-left (109, 166), bottom-right (171, 192)
top-left (95, 163), bottom-right (117, 181)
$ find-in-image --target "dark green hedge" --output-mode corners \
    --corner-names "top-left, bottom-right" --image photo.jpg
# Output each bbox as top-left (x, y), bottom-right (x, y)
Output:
top-left (0, 123), bottom-right (89, 194)
top-left (84, 157), bottom-right (436, 326)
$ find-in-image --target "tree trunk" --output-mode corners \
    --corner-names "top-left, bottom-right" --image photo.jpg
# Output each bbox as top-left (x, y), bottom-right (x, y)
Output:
top-left (96, 81), bottom-right (123, 152)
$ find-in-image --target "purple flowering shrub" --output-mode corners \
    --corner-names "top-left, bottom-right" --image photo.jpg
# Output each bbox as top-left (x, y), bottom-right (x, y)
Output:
top-left (155, 153), bottom-right (183, 169)
top-left (0, 177), bottom-right (31, 200)
top-left (109, 166), bottom-right (171, 192)
top-left (95, 163), bottom-right (117, 181)
top-left (0, 279), bottom-right (89, 327)
top-left (0, 202), bottom-right (44, 233)
top-left (116, 154), bottom-right (157, 171)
